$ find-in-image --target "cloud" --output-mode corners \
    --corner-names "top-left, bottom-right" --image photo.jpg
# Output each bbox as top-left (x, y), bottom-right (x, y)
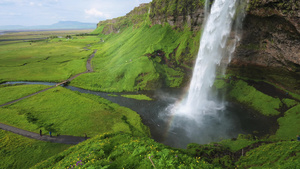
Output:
top-left (85, 8), bottom-right (110, 18)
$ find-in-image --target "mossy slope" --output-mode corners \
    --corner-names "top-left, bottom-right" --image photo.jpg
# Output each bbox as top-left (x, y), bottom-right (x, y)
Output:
top-left (71, 23), bottom-right (200, 92)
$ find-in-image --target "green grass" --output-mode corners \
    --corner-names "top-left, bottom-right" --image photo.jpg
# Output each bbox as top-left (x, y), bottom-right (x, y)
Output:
top-left (121, 94), bottom-right (152, 101)
top-left (236, 141), bottom-right (300, 168)
top-left (275, 105), bottom-right (300, 140)
top-left (71, 23), bottom-right (199, 92)
top-left (32, 132), bottom-right (217, 169)
top-left (219, 137), bottom-right (259, 152)
top-left (228, 80), bottom-right (282, 116)
top-left (0, 86), bottom-right (149, 137)
top-left (0, 130), bottom-right (70, 169)
top-left (282, 98), bottom-right (298, 108)
top-left (0, 84), bottom-right (49, 105)
top-left (31, 132), bottom-right (300, 169)
top-left (0, 36), bottom-right (98, 82)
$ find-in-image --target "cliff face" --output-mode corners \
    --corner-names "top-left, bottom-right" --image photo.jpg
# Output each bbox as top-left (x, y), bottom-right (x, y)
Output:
top-left (149, 0), bottom-right (206, 31)
top-left (232, 0), bottom-right (300, 72)
top-left (95, 0), bottom-right (300, 73)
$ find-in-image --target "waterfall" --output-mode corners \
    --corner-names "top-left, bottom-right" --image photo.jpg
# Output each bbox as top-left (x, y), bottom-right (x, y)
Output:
top-left (163, 0), bottom-right (247, 147)
top-left (174, 0), bottom-right (245, 118)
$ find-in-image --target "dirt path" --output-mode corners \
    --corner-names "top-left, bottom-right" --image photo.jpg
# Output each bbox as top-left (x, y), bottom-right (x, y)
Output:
top-left (0, 123), bottom-right (88, 144)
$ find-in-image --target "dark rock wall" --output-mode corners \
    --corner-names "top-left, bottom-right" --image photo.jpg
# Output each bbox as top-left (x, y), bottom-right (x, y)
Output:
top-left (232, 0), bottom-right (300, 72)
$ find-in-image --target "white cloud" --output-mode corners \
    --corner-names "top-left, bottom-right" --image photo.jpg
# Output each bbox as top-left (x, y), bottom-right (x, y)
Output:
top-left (85, 8), bottom-right (110, 18)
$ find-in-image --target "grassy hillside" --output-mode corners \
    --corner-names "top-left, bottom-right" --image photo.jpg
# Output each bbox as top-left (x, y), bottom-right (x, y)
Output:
top-left (0, 86), bottom-right (149, 137)
top-left (0, 130), bottom-right (70, 169)
top-left (0, 84), bottom-right (49, 105)
top-left (31, 132), bottom-right (300, 169)
top-left (71, 23), bottom-right (200, 92)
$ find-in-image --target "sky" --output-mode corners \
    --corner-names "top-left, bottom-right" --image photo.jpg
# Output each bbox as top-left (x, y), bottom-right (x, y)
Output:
top-left (0, 0), bottom-right (152, 26)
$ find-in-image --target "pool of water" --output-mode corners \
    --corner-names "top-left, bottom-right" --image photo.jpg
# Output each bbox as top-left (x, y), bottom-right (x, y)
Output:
top-left (2, 82), bottom-right (277, 148)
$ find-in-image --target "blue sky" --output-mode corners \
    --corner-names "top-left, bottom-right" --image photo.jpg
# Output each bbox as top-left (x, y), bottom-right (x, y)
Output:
top-left (0, 0), bottom-right (152, 26)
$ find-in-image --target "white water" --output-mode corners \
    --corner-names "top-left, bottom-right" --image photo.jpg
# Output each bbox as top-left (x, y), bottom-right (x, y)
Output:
top-left (174, 0), bottom-right (242, 118)
top-left (162, 0), bottom-right (247, 145)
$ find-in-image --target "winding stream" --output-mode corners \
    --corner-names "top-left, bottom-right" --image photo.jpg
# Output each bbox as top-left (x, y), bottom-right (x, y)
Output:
top-left (3, 81), bottom-right (277, 148)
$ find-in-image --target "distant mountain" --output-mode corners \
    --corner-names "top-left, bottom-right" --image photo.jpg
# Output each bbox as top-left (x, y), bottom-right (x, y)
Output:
top-left (0, 21), bottom-right (97, 30)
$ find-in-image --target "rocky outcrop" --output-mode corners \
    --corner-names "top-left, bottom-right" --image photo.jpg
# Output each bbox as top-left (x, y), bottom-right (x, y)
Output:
top-left (149, 0), bottom-right (206, 31)
top-left (97, 3), bottom-right (150, 34)
top-left (95, 0), bottom-right (299, 73)
top-left (232, 0), bottom-right (300, 72)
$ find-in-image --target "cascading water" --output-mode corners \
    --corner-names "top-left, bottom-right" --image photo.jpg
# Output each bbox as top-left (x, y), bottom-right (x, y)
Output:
top-left (180, 0), bottom-right (241, 117)
top-left (161, 0), bottom-right (247, 147)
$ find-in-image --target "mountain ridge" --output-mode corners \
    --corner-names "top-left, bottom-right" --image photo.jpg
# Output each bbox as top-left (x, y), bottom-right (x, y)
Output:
top-left (0, 21), bottom-right (97, 31)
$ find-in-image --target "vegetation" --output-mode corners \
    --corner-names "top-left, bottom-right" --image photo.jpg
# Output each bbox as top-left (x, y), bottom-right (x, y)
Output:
top-left (0, 86), bottom-right (149, 137)
top-left (228, 80), bottom-right (282, 116)
top-left (32, 132), bottom-right (216, 169)
top-left (236, 141), bottom-right (300, 168)
top-left (0, 1), bottom-right (299, 168)
top-left (275, 105), bottom-right (300, 140)
top-left (0, 130), bottom-right (70, 169)
top-left (31, 132), bottom-right (300, 169)
top-left (71, 23), bottom-right (200, 92)
top-left (0, 84), bottom-right (49, 105)
top-left (121, 94), bottom-right (153, 101)
top-left (0, 35), bottom-right (98, 82)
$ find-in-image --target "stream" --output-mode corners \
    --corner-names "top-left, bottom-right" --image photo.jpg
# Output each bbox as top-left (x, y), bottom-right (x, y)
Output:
top-left (3, 81), bottom-right (276, 148)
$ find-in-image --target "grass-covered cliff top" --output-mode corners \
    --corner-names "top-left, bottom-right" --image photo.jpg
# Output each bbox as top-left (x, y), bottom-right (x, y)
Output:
top-left (31, 132), bottom-right (300, 169)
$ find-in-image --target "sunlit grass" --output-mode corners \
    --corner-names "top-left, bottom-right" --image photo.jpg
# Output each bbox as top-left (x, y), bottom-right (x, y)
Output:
top-left (0, 130), bottom-right (70, 169)
top-left (32, 132), bottom-right (216, 169)
top-left (0, 84), bottom-right (49, 105)
top-left (71, 23), bottom-right (199, 92)
top-left (121, 94), bottom-right (152, 101)
top-left (0, 86), bottom-right (149, 137)
top-left (0, 36), bottom-right (99, 82)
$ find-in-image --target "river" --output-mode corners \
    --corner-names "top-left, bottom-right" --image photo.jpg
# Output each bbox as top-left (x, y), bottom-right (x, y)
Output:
top-left (3, 81), bottom-right (277, 148)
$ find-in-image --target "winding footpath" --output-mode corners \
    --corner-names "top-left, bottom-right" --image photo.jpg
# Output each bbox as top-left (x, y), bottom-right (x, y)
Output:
top-left (0, 123), bottom-right (88, 144)
top-left (0, 49), bottom-right (97, 144)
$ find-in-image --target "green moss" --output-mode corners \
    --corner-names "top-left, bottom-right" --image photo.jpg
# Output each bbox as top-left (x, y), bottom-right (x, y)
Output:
top-left (275, 105), bottom-right (300, 140)
top-left (121, 94), bottom-right (152, 101)
top-left (282, 98), bottom-right (298, 108)
top-left (229, 80), bottom-right (282, 116)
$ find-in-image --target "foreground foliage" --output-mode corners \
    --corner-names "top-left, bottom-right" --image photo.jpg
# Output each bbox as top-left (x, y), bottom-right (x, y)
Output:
top-left (0, 130), bottom-right (70, 169)
top-left (32, 132), bottom-right (300, 169)
top-left (32, 133), bottom-right (216, 169)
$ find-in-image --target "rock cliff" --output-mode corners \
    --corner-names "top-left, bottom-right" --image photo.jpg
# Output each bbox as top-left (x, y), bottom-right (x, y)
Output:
top-left (95, 0), bottom-right (300, 78)
top-left (232, 0), bottom-right (300, 72)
